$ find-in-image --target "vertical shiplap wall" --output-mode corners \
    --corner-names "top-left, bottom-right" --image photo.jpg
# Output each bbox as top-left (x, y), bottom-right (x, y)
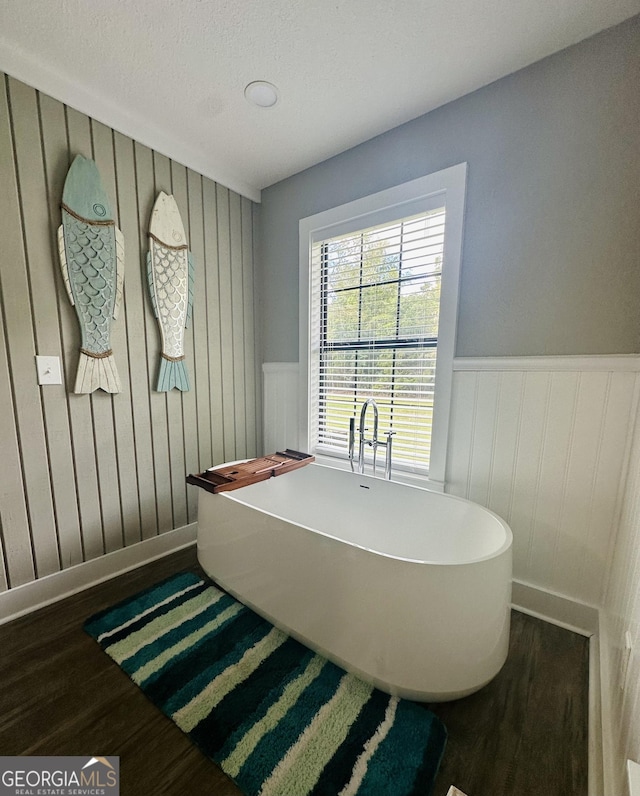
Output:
top-left (0, 74), bottom-right (260, 594)
top-left (263, 363), bottom-right (300, 453)
top-left (602, 401), bottom-right (640, 796)
top-left (447, 358), bottom-right (639, 606)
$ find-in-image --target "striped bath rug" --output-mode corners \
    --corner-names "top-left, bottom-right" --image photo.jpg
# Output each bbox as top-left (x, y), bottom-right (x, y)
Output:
top-left (84, 571), bottom-right (446, 796)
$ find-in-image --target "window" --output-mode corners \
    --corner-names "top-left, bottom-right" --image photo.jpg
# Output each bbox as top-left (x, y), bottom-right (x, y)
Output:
top-left (314, 209), bottom-right (444, 471)
top-left (299, 165), bottom-right (466, 486)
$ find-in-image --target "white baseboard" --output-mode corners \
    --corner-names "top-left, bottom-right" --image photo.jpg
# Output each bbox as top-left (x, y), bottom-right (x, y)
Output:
top-left (0, 523), bottom-right (197, 626)
top-left (511, 578), bottom-right (599, 636)
top-left (598, 612), bottom-right (618, 796)
top-left (589, 626), bottom-right (605, 796)
top-left (629, 760), bottom-right (640, 796)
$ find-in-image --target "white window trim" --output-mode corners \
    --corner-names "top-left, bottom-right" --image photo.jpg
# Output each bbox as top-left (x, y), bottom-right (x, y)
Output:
top-left (298, 163), bottom-right (467, 488)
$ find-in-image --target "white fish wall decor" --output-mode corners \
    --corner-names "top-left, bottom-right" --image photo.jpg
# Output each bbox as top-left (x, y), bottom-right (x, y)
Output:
top-left (58, 155), bottom-right (124, 394)
top-left (147, 192), bottom-right (194, 391)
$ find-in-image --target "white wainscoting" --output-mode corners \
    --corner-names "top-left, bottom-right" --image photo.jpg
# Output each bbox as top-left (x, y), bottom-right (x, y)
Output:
top-left (262, 363), bottom-right (300, 453)
top-left (0, 523), bottom-right (197, 625)
top-left (449, 356), bottom-right (639, 606)
top-left (600, 394), bottom-right (640, 796)
top-left (264, 357), bottom-right (640, 609)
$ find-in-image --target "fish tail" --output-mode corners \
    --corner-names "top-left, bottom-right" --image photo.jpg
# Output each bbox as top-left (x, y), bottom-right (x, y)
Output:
top-left (74, 351), bottom-right (122, 394)
top-left (156, 356), bottom-right (190, 392)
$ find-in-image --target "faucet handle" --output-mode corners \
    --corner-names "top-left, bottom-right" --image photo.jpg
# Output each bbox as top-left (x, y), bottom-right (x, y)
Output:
top-left (383, 431), bottom-right (395, 480)
top-left (348, 416), bottom-right (356, 472)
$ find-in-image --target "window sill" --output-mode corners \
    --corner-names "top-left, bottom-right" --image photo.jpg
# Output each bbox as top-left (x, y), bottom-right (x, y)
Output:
top-left (312, 453), bottom-right (445, 493)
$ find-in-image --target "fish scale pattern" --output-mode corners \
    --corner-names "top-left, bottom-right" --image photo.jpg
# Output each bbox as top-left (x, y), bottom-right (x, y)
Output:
top-left (151, 242), bottom-right (189, 359)
top-left (63, 213), bottom-right (117, 353)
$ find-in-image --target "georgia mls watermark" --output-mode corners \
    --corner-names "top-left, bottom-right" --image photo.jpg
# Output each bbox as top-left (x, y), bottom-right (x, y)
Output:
top-left (0, 757), bottom-right (119, 796)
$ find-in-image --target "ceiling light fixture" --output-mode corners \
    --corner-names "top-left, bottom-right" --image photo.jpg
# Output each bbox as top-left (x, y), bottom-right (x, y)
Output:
top-left (244, 80), bottom-right (279, 108)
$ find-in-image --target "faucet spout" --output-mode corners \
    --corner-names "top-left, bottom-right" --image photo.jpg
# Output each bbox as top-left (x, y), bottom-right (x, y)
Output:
top-left (352, 399), bottom-right (393, 479)
top-left (358, 398), bottom-right (379, 475)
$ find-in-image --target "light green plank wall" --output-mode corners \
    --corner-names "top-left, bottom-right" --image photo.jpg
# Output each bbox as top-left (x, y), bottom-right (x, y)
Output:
top-left (0, 73), bottom-right (261, 593)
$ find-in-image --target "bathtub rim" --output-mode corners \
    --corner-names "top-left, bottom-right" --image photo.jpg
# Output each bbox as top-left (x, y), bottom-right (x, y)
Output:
top-left (205, 460), bottom-right (513, 567)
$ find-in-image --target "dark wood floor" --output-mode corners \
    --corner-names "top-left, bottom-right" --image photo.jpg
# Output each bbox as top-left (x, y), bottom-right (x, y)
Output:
top-left (0, 546), bottom-right (588, 796)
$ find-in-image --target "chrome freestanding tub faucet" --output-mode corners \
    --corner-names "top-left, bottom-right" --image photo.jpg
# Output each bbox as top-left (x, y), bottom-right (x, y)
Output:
top-left (349, 399), bottom-right (394, 479)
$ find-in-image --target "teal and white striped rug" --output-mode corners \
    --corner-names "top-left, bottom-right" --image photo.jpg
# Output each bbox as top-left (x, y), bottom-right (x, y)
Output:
top-left (84, 572), bottom-right (446, 796)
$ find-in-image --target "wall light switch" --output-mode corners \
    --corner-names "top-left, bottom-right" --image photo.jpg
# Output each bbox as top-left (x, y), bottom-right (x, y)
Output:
top-left (36, 355), bottom-right (62, 385)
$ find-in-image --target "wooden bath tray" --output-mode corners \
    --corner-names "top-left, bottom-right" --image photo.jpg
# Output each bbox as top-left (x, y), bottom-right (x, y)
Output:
top-left (186, 449), bottom-right (315, 494)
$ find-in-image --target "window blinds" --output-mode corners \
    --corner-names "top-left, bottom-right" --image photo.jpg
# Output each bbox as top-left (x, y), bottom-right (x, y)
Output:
top-left (310, 207), bottom-right (446, 473)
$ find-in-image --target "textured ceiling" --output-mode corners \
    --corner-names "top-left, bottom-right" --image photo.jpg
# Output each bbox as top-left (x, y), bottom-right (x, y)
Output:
top-left (1, 0), bottom-right (639, 201)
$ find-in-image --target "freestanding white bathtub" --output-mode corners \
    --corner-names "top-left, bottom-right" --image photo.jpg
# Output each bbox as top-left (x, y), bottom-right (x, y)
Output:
top-left (196, 462), bottom-right (513, 702)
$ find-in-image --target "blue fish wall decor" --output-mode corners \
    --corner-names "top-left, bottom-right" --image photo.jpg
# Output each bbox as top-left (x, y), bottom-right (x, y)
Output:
top-left (57, 155), bottom-right (124, 393)
top-left (147, 191), bottom-right (194, 391)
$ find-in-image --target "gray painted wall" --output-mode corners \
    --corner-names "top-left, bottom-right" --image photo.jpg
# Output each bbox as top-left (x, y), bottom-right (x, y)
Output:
top-left (258, 15), bottom-right (640, 362)
top-left (0, 74), bottom-right (260, 593)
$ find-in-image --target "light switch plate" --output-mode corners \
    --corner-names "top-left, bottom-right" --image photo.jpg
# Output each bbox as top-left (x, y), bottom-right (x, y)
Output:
top-left (36, 355), bottom-right (62, 385)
